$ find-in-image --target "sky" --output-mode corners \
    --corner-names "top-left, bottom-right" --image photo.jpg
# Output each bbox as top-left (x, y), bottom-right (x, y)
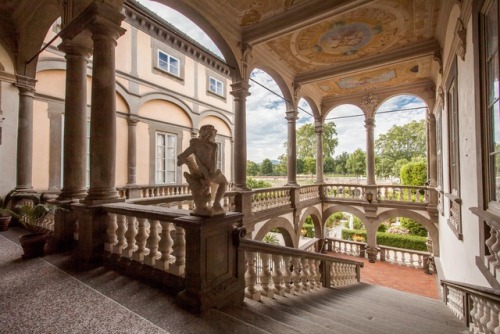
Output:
top-left (135, 0), bottom-right (427, 163)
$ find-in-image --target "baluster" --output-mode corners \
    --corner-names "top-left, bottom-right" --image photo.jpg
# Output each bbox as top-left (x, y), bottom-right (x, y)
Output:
top-left (123, 216), bottom-right (138, 258)
top-left (308, 259), bottom-right (317, 290)
top-left (245, 251), bottom-right (261, 301)
top-left (113, 214), bottom-right (127, 255)
top-left (260, 253), bottom-right (274, 298)
top-left (272, 254), bottom-right (285, 296)
top-left (169, 225), bottom-right (186, 276)
top-left (144, 219), bottom-right (160, 266)
top-left (486, 302), bottom-right (499, 333)
top-left (105, 213), bottom-right (118, 252)
top-left (291, 256), bottom-right (303, 293)
top-left (331, 262), bottom-right (339, 286)
top-left (485, 227), bottom-right (497, 270)
top-left (156, 221), bottom-right (173, 271)
top-left (282, 255), bottom-right (295, 295)
top-left (132, 217), bottom-right (149, 262)
top-left (300, 258), bottom-right (310, 292)
top-left (314, 259), bottom-right (322, 288)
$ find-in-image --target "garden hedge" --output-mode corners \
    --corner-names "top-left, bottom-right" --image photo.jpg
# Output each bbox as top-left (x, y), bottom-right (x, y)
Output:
top-left (341, 229), bottom-right (428, 251)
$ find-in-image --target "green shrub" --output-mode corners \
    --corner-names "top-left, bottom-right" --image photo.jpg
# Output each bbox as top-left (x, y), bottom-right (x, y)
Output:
top-left (399, 217), bottom-right (428, 237)
top-left (326, 212), bottom-right (344, 228)
top-left (246, 177), bottom-right (272, 189)
top-left (377, 224), bottom-right (387, 232)
top-left (353, 216), bottom-right (364, 230)
top-left (341, 229), bottom-right (427, 251)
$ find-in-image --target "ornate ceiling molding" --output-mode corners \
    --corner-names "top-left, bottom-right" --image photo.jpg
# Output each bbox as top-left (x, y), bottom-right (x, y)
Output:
top-left (296, 39), bottom-right (440, 85)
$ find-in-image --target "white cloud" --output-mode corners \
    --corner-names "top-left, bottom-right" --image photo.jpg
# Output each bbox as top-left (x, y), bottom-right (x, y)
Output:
top-left (134, 0), bottom-right (223, 58)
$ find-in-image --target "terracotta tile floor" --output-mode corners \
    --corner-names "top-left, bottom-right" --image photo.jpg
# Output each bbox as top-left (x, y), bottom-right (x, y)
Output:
top-left (327, 252), bottom-right (440, 299)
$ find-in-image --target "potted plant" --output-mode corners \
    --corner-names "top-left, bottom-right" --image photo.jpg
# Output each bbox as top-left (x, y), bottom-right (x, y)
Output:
top-left (0, 196), bottom-right (19, 232)
top-left (17, 203), bottom-right (56, 259)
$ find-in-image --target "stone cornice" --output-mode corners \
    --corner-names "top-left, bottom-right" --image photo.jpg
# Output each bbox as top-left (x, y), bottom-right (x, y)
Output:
top-left (296, 39), bottom-right (440, 85)
top-left (123, 1), bottom-right (231, 78)
top-left (322, 79), bottom-right (435, 112)
top-left (242, 0), bottom-right (373, 45)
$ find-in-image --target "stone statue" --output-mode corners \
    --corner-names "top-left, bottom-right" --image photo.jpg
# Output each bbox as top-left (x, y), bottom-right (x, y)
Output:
top-left (177, 125), bottom-right (227, 216)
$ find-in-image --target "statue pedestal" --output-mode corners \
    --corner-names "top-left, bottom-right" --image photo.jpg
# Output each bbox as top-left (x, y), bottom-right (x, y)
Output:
top-left (174, 212), bottom-right (245, 313)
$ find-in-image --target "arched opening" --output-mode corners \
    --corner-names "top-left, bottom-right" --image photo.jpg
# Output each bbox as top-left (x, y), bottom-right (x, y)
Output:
top-left (374, 95), bottom-right (427, 184)
top-left (324, 104), bottom-right (365, 183)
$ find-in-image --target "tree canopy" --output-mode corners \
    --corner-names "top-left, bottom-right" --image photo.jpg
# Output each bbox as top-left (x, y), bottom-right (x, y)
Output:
top-left (293, 122), bottom-right (338, 160)
top-left (346, 149), bottom-right (366, 176)
top-left (260, 158), bottom-right (274, 176)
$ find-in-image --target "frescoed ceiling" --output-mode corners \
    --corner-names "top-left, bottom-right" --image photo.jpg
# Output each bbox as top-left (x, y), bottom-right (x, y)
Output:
top-left (184, 0), bottom-right (443, 110)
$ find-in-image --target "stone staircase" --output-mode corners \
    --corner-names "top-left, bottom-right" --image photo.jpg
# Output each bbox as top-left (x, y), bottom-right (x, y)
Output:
top-left (0, 229), bottom-right (468, 334)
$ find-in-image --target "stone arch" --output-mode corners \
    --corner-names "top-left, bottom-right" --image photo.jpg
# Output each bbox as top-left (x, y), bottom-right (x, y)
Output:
top-left (115, 83), bottom-right (132, 114)
top-left (138, 92), bottom-right (194, 124)
top-left (324, 103), bottom-right (364, 119)
top-left (149, 0), bottom-right (241, 81)
top-left (375, 209), bottom-right (439, 256)
top-left (253, 217), bottom-right (297, 248)
top-left (198, 110), bottom-right (234, 131)
top-left (298, 206), bottom-right (323, 238)
top-left (377, 93), bottom-right (430, 116)
top-left (250, 65), bottom-right (294, 107)
top-left (299, 96), bottom-right (321, 119)
top-left (323, 204), bottom-right (370, 227)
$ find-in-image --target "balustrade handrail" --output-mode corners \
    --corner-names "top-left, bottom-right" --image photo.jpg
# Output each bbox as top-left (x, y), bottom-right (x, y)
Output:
top-left (101, 202), bottom-right (188, 222)
top-left (240, 238), bottom-right (364, 267)
top-left (326, 237), bottom-right (366, 247)
top-left (441, 280), bottom-right (500, 302)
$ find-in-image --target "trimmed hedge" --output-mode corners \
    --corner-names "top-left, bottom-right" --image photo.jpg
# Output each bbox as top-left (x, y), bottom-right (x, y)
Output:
top-left (341, 229), bottom-right (428, 251)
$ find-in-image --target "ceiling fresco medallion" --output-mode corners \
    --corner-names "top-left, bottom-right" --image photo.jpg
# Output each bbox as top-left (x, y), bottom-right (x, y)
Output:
top-left (337, 69), bottom-right (396, 89)
top-left (236, 0), bottom-right (300, 27)
top-left (291, 5), bottom-right (408, 66)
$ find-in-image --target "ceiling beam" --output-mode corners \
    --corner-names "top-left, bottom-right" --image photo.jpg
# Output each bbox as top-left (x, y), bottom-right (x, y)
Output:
top-left (296, 39), bottom-right (441, 85)
top-left (243, 0), bottom-right (374, 45)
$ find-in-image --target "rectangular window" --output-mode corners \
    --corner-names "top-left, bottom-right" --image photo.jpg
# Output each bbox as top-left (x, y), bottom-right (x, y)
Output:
top-left (483, 0), bottom-right (500, 204)
top-left (447, 60), bottom-right (460, 195)
top-left (156, 132), bottom-right (177, 184)
top-left (158, 50), bottom-right (180, 77)
top-left (209, 76), bottom-right (224, 96)
top-left (216, 142), bottom-right (222, 172)
top-left (86, 120), bottom-right (90, 188)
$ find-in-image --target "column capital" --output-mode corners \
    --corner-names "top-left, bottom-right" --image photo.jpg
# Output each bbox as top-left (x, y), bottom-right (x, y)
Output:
top-left (58, 39), bottom-right (92, 58)
top-left (360, 93), bottom-right (380, 118)
top-left (230, 81), bottom-right (251, 99)
top-left (127, 115), bottom-right (139, 126)
top-left (15, 75), bottom-right (36, 93)
top-left (427, 112), bottom-right (436, 123)
top-left (314, 119), bottom-right (323, 133)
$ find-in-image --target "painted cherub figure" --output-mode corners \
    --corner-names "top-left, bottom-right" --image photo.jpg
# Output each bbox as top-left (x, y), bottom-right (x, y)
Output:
top-left (177, 125), bottom-right (227, 216)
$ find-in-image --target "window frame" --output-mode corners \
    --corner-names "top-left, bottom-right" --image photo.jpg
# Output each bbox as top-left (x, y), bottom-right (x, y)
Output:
top-left (155, 132), bottom-right (177, 184)
top-left (157, 50), bottom-right (180, 77)
top-left (209, 76), bottom-right (224, 96)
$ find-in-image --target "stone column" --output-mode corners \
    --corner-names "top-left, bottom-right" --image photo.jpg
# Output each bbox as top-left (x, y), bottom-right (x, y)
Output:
top-left (230, 81), bottom-right (250, 190)
top-left (15, 83), bottom-right (35, 191)
top-left (127, 116), bottom-right (138, 185)
top-left (286, 110), bottom-right (298, 186)
top-left (57, 41), bottom-right (90, 200)
top-left (47, 105), bottom-right (64, 191)
top-left (315, 120), bottom-right (324, 184)
top-left (83, 22), bottom-right (125, 204)
top-left (365, 117), bottom-right (376, 185)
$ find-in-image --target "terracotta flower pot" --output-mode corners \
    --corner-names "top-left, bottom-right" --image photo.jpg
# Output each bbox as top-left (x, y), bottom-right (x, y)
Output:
top-left (19, 232), bottom-right (48, 259)
top-left (0, 216), bottom-right (11, 231)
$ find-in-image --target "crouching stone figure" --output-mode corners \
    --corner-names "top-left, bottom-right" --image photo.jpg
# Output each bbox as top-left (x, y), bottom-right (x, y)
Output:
top-left (177, 125), bottom-right (227, 216)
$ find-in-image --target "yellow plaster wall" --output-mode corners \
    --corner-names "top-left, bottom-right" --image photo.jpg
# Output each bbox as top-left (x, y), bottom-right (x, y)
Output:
top-left (136, 122), bottom-right (150, 185)
top-left (36, 70), bottom-right (66, 100)
top-left (116, 93), bottom-right (129, 113)
top-left (139, 100), bottom-right (191, 127)
top-left (32, 101), bottom-right (50, 190)
top-left (199, 115), bottom-right (231, 136)
top-left (116, 21), bottom-right (132, 73)
top-left (115, 117), bottom-right (128, 187)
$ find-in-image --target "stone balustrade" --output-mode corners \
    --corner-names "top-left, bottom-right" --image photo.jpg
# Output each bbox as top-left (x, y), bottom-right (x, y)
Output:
top-left (102, 203), bottom-right (188, 277)
top-left (379, 245), bottom-right (430, 269)
top-left (324, 184), bottom-right (365, 201)
top-left (376, 185), bottom-right (428, 203)
top-left (299, 185), bottom-right (321, 202)
top-left (323, 184), bottom-right (431, 205)
top-left (240, 238), bottom-right (363, 302)
top-left (251, 187), bottom-right (292, 213)
top-left (442, 280), bottom-right (500, 333)
top-left (470, 208), bottom-right (500, 284)
top-left (326, 237), bottom-right (366, 257)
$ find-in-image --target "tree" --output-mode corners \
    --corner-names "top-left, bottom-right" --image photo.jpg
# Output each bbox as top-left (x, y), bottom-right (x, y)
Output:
top-left (292, 122), bottom-right (339, 160)
top-left (274, 154), bottom-right (287, 176)
top-left (392, 158), bottom-right (409, 179)
top-left (333, 152), bottom-right (349, 175)
top-left (304, 157), bottom-right (316, 175)
top-left (400, 160), bottom-right (427, 185)
top-left (376, 157), bottom-right (393, 179)
top-left (297, 158), bottom-right (305, 174)
top-left (400, 217), bottom-right (428, 237)
top-left (375, 120), bottom-right (426, 163)
top-left (260, 158), bottom-right (274, 176)
top-left (346, 149), bottom-right (366, 176)
top-left (324, 156), bottom-right (335, 174)
top-left (247, 160), bottom-right (259, 176)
